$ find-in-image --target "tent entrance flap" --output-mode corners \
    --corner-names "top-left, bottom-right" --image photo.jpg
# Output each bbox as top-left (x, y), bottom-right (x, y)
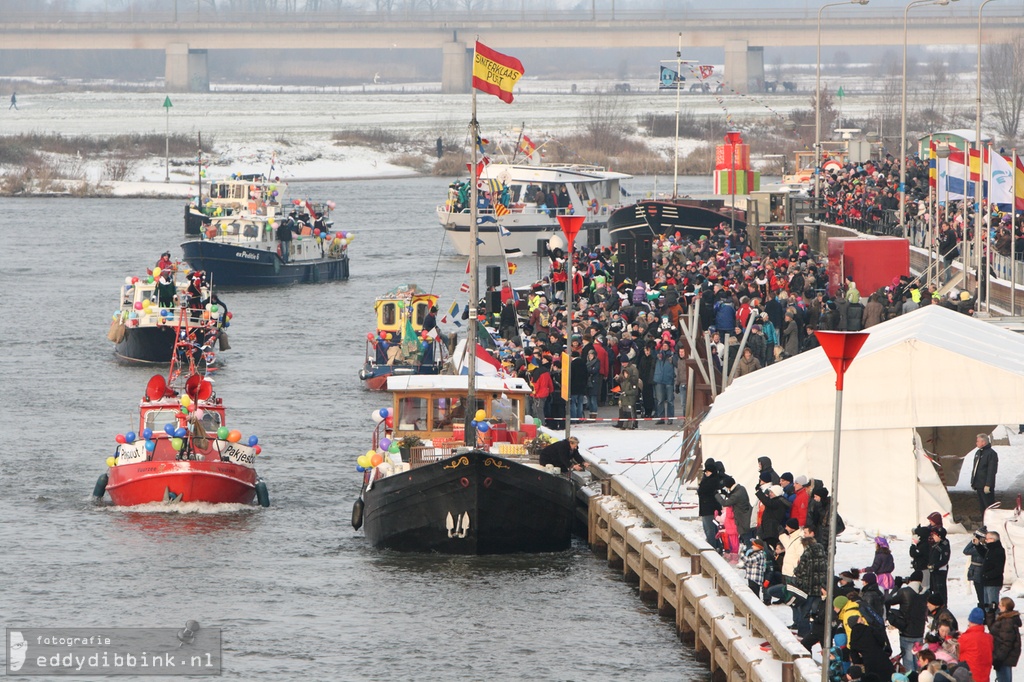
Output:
top-left (915, 424), bottom-right (996, 486)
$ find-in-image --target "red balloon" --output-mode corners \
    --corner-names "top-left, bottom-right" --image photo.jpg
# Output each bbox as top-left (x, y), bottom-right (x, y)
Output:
top-left (115, 434), bottom-right (126, 444)
top-left (254, 445), bottom-right (262, 455)
top-left (384, 416), bottom-right (393, 428)
top-left (313, 228), bottom-right (321, 237)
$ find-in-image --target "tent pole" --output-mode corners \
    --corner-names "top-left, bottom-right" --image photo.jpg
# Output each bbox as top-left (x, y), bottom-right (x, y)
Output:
top-left (821, 386), bottom-right (844, 682)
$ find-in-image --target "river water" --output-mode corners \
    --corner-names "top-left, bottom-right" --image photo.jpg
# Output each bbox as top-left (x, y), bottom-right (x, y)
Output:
top-left (0, 177), bottom-right (712, 680)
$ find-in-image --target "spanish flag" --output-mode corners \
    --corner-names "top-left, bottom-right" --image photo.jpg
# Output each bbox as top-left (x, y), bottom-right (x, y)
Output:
top-left (1016, 154), bottom-right (1024, 211)
top-left (472, 42), bottom-right (524, 104)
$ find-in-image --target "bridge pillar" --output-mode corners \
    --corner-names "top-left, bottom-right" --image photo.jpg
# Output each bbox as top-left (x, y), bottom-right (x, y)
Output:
top-left (165, 43), bottom-right (209, 93)
top-left (723, 40), bottom-right (765, 95)
top-left (441, 41), bottom-right (471, 94)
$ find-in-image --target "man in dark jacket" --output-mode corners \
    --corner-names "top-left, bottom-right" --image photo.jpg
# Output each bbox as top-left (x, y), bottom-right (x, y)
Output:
top-left (757, 456), bottom-right (781, 486)
top-left (927, 526), bottom-right (951, 604)
top-left (756, 484), bottom-right (791, 542)
top-left (793, 532), bottom-right (828, 638)
top-left (979, 530), bottom-right (1007, 608)
top-left (716, 475), bottom-right (753, 544)
top-left (885, 570), bottom-right (927, 672)
top-left (539, 436), bottom-right (586, 473)
top-left (698, 460), bottom-right (723, 549)
top-left (971, 433), bottom-right (999, 514)
top-left (849, 615), bottom-right (895, 679)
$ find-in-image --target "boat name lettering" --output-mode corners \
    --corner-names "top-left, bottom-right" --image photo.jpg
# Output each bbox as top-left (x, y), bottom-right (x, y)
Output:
top-left (235, 251), bottom-right (261, 261)
top-left (117, 443), bottom-right (148, 465)
top-left (221, 443), bottom-right (257, 468)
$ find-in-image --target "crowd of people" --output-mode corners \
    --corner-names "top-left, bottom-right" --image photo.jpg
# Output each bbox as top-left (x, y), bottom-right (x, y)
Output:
top-left (694, 444), bottom-right (1016, 682)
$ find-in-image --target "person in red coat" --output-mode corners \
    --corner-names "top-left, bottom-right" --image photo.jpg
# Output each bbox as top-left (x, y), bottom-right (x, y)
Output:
top-left (791, 475), bottom-right (810, 526)
top-left (959, 607), bottom-right (994, 682)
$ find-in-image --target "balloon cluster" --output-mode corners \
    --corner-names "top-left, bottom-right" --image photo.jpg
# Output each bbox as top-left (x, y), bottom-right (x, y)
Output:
top-left (355, 440), bottom-right (401, 472)
top-left (214, 426), bottom-right (263, 454)
top-left (470, 409), bottom-right (490, 433)
top-left (371, 407), bottom-right (394, 429)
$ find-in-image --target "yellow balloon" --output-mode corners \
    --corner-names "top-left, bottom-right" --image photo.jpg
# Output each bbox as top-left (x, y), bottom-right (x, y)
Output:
top-left (106, 456), bottom-right (116, 467)
top-left (474, 409), bottom-right (486, 421)
top-left (153, 267), bottom-right (162, 279)
top-left (180, 395), bottom-right (192, 407)
top-left (365, 449), bottom-right (376, 459)
top-left (357, 455), bottom-right (370, 468)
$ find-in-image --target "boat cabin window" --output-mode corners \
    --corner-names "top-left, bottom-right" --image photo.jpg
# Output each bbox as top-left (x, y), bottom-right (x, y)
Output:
top-left (413, 302), bottom-right (428, 328)
top-left (490, 397), bottom-right (522, 432)
top-left (200, 411), bottom-right (222, 432)
top-left (144, 409), bottom-right (179, 432)
top-left (381, 303), bottom-right (397, 327)
top-left (432, 397), bottom-right (458, 430)
top-left (397, 397), bottom-right (428, 431)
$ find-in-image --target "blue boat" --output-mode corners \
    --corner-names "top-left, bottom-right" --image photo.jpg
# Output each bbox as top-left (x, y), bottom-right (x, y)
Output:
top-left (180, 209), bottom-right (352, 287)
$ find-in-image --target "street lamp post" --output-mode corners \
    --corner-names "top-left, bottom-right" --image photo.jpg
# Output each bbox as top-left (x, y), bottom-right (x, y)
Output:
top-left (899, 0), bottom-right (957, 240)
top-left (815, 0), bottom-right (869, 222)
top-left (975, 0), bottom-right (999, 307)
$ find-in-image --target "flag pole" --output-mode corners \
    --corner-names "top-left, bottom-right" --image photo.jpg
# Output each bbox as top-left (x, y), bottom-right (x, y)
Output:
top-left (986, 143), bottom-right (993, 313)
top-left (466, 88), bottom-right (479, 448)
top-left (928, 134), bottom-right (935, 287)
top-left (963, 152), bottom-right (970, 296)
top-left (1013, 149), bottom-right (1018, 316)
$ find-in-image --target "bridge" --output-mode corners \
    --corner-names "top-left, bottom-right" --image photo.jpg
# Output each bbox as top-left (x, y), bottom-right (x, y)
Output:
top-left (2, 8), bottom-right (1021, 92)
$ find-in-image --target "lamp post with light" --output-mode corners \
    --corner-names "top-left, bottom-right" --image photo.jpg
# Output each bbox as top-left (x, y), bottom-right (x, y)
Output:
top-left (975, 0), bottom-right (999, 306)
top-left (815, 0), bottom-right (869, 222)
top-left (899, 0), bottom-right (957, 239)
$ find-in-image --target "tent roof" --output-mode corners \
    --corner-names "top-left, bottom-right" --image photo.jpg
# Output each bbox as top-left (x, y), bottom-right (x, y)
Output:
top-left (707, 305), bottom-right (1024, 423)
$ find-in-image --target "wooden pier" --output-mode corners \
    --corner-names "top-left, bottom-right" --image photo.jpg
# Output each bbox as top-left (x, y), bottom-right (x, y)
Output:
top-left (581, 466), bottom-right (819, 682)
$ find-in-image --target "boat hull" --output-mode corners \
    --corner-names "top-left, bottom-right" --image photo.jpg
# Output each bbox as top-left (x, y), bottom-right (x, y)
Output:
top-left (362, 450), bottom-right (574, 554)
top-left (114, 326), bottom-right (177, 364)
top-left (106, 460), bottom-right (258, 506)
top-left (607, 198), bottom-right (746, 237)
top-left (180, 240), bottom-right (349, 287)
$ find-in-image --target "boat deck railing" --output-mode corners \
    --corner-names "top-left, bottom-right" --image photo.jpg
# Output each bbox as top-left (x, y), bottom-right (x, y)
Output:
top-left (408, 443), bottom-right (534, 469)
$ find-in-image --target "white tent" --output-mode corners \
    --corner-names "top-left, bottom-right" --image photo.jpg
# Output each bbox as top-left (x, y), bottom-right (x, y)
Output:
top-left (700, 306), bottom-right (1024, 534)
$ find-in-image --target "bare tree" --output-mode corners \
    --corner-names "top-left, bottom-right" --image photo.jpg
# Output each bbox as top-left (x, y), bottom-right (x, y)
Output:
top-left (577, 92), bottom-right (633, 151)
top-left (982, 35), bottom-right (1024, 142)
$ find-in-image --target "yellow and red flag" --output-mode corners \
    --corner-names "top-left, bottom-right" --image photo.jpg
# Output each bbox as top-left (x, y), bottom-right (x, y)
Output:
top-left (1015, 154), bottom-right (1024, 211)
top-left (472, 42), bottom-right (524, 104)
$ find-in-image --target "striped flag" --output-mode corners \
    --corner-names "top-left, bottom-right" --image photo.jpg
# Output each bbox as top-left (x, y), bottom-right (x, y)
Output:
top-left (460, 282), bottom-right (470, 293)
top-left (494, 203), bottom-right (510, 217)
top-left (969, 147), bottom-right (988, 182)
top-left (928, 141), bottom-right (937, 189)
top-left (448, 301), bottom-right (459, 317)
top-left (472, 42), bottom-right (524, 104)
top-left (1016, 155), bottom-right (1024, 210)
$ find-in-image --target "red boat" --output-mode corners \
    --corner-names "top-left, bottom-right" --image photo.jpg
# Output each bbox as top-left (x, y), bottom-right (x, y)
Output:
top-left (94, 310), bottom-right (269, 508)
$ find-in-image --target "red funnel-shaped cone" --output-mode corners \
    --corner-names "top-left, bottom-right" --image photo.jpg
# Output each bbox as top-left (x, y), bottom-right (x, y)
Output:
top-left (814, 330), bottom-right (869, 390)
top-left (556, 215), bottom-right (585, 248)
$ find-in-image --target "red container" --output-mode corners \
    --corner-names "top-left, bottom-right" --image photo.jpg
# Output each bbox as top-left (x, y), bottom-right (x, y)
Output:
top-left (827, 237), bottom-right (910, 297)
top-left (520, 423), bottom-right (538, 439)
top-left (452, 423), bottom-right (465, 443)
top-left (490, 423), bottom-right (509, 443)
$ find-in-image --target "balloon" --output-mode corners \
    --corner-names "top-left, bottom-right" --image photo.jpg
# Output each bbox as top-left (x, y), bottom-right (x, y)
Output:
top-left (217, 426), bottom-right (229, 440)
top-left (145, 440), bottom-right (156, 452)
top-left (170, 437), bottom-right (184, 451)
top-left (115, 434), bottom-right (126, 444)
top-left (477, 422), bottom-right (490, 433)
top-left (313, 228), bottom-right (321, 237)
top-left (356, 465), bottom-right (365, 472)
top-left (524, 415), bottom-right (533, 424)
top-left (379, 437), bottom-right (391, 450)
top-left (142, 428), bottom-right (153, 440)
top-left (388, 443), bottom-right (400, 454)
top-left (357, 455), bottom-right (370, 468)
top-left (164, 424), bottom-right (176, 436)
top-left (134, 302), bottom-right (143, 311)
top-left (227, 430), bottom-right (242, 443)
top-left (146, 276), bottom-right (154, 284)
top-left (125, 431), bottom-right (136, 444)
top-left (131, 276), bottom-right (139, 284)
top-left (386, 408), bottom-right (393, 417)
top-left (248, 435), bottom-right (259, 446)
top-left (474, 409), bottom-right (487, 421)
top-left (372, 410), bottom-right (385, 424)
top-left (106, 456), bottom-right (117, 467)
top-left (194, 409), bottom-right (204, 419)
top-left (384, 416), bottom-right (393, 429)
top-left (335, 232), bottom-right (343, 240)
top-left (180, 406), bottom-right (189, 415)
top-left (180, 395), bottom-right (192, 408)
top-left (254, 445), bottom-right (262, 455)
top-left (174, 426), bottom-right (187, 438)
top-left (379, 408), bottom-right (389, 418)
top-left (471, 420), bottom-right (478, 428)
top-left (533, 418), bottom-right (542, 426)
top-left (370, 453), bottom-right (384, 467)
top-left (153, 267), bottom-right (162, 278)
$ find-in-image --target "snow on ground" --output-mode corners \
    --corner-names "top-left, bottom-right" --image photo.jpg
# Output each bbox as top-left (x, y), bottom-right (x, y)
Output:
top-left (566, 419), bottom-right (1024, 641)
top-left (0, 85), bottom-right (901, 197)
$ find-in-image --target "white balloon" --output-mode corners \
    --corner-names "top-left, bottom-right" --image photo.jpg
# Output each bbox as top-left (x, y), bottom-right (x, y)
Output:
top-left (548, 234), bottom-right (565, 251)
top-left (372, 410), bottom-right (385, 424)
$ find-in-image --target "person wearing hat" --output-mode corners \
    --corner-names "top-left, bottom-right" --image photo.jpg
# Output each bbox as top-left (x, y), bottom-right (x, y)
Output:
top-left (832, 595), bottom-right (862, 642)
top-left (156, 250), bottom-right (173, 272)
top-left (885, 570), bottom-right (927, 672)
top-left (744, 537), bottom-right (769, 598)
top-left (958, 607), bottom-right (994, 682)
top-left (987, 596), bottom-right (1022, 682)
top-left (791, 475), bottom-right (811, 527)
top-left (925, 593), bottom-right (958, 639)
top-left (698, 459), bottom-right (724, 550)
top-left (926, 525), bottom-right (951, 604)
top-left (979, 529), bottom-right (1007, 609)
top-left (861, 537), bottom-right (895, 592)
top-left (963, 527), bottom-right (989, 609)
top-left (716, 474), bottom-right (753, 549)
top-left (756, 483), bottom-right (792, 543)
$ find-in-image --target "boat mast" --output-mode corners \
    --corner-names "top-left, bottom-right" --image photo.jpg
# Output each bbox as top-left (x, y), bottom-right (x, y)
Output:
top-left (465, 92), bottom-right (479, 448)
top-left (197, 132), bottom-right (203, 207)
top-left (673, 33), bottom-right (682, 199)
